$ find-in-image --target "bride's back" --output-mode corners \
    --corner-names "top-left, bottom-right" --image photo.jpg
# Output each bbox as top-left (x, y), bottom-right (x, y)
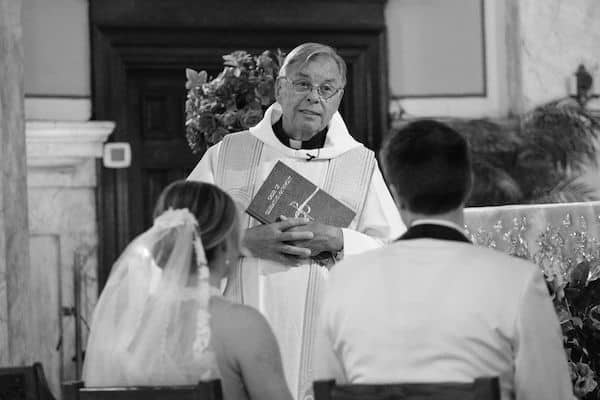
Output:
top-left (83, 180), bottom-right (292, 400)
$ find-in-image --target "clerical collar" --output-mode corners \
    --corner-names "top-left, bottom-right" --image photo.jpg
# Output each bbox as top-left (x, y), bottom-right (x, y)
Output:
top-left (272, 118), bottom-right (327, 150)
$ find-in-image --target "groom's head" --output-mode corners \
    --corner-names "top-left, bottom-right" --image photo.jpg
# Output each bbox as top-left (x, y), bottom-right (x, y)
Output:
top-left (380, 119), bottom-right (473, 216)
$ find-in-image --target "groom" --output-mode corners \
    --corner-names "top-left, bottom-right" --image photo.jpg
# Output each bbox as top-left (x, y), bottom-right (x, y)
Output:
top-left (313, 119), bottom-right (574, 400)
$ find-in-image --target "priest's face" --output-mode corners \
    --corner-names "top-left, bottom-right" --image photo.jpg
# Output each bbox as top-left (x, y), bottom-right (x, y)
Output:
top-left (275, 55), bottom-right (344, 141)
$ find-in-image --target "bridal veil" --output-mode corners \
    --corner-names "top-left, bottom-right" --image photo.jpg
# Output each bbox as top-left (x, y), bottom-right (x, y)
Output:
top-left (82, 208), bottom-right (220, 386)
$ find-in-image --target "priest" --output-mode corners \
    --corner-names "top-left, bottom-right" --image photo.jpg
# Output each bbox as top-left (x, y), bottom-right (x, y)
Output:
top-left (188, 42), bottom-right (404, 400)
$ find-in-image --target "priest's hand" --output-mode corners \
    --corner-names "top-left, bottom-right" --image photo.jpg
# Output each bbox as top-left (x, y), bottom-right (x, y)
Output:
top-left (284, 222), bottom-right (343, 256)
top-left (243, 218), bottom-right (314, 265)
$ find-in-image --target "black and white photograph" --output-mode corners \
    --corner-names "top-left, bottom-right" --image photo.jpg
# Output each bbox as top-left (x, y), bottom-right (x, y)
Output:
top-left (1, 1), bottom-right (600, 399)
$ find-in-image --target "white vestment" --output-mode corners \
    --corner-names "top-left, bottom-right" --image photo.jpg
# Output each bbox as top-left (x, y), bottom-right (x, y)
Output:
top-left (314, 223), bottom-right (574, 400)
top-left (188, 103), bottom-right (404, 399)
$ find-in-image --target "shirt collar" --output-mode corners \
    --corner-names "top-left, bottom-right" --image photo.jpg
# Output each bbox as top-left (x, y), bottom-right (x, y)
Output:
top-left (410, 218), bottom-right (467, 234)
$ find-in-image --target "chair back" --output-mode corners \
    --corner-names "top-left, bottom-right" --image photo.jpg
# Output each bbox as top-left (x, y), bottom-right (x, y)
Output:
top-left (313, 377), bottom-right (500, 400)
top-left (62, 380), bottom-right (222, 400)
top-left (0, 362), bottom-right (56, 400)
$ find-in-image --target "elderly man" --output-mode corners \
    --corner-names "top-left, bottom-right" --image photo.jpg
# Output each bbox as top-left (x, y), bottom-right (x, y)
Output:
top-left (313, 119), bottom-right (574, 400)
top-left (188, 42), bottom-right (403, 399)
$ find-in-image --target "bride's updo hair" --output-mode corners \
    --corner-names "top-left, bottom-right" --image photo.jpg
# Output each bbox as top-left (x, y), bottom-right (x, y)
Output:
top-left (153, 180), bottom-right (241, 266)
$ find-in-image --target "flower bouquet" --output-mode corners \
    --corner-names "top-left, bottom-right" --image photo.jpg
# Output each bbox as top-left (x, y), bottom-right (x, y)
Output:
top-left (185, 50), bottom-right (285, 154)
top-left (470, 214), bottom-right (600, 399)
top-left (541, 224), bottom-right (600, 399)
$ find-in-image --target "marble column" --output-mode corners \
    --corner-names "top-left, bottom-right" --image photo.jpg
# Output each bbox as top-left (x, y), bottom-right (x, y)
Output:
top-left (25, 120), bottom-right (114, 395)
top-left (0, 0), bottom-right (34, 365)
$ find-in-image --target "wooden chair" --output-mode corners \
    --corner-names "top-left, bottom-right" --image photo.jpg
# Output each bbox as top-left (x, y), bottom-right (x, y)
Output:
top-left (313, 377), bottom-right (500, 400)
top-left (0, 362), bottom-right (56, 400)
top-left (62, 380), bottom-right (222, 400)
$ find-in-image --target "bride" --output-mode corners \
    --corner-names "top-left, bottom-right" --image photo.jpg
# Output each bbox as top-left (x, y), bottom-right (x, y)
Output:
top-left (82, 180), bottom-right (293, 400)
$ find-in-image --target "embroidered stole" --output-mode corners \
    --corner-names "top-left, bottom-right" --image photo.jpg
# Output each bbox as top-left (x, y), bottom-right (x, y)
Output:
top-left (215, 131), bottom-right (375, 398)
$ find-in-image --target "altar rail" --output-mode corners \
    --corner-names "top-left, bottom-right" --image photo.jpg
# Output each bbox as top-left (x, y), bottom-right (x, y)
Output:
top-left (465, 201), bottom-right (600, 261)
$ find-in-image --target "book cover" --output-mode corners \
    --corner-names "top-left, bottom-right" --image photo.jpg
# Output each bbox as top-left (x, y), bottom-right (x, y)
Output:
top-left (246, 161), bottom-right (356, 228)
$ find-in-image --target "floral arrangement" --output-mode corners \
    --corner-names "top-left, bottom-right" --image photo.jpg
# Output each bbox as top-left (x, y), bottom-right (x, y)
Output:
top-left (185, 50), bottom-right (285, 154)
top-left (546, 220), bottom-right (600, 400)
top-left (469, 213), bottom-right (600, 399)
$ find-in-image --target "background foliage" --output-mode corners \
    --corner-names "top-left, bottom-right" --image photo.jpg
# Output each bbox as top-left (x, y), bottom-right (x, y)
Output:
top-left (444, 99), bottom-right (600, 206)
top-left (185, 50), bottom-right (284, 155)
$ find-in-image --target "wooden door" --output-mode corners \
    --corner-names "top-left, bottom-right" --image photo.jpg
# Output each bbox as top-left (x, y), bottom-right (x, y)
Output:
top-left (126, 69), bottom-right (207, 234)
top-left (91, 0), bottom-right (389, 289)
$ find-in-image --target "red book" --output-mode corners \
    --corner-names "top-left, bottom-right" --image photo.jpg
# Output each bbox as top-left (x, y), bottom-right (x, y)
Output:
top-left (246, 161), bottom-right (356, 227)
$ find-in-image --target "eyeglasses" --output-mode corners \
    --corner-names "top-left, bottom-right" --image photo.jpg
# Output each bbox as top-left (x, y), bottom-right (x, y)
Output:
top-left (281, 77), bottom-right (343, 100)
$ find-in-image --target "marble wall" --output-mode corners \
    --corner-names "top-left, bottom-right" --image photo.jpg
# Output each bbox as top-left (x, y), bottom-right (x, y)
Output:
top-left (515, 0), bottom-right (600, 196)
top-left (518, 0), bottom-right (600, 111)
top-left (25, 121), bottom-right (113, 397)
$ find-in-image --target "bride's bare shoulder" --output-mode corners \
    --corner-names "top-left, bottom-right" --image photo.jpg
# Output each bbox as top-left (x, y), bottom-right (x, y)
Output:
top-left (209, 297), bottom-right (292, 400)
top-left (210, 297), bottom-right (279, 357)
top-left (211, 297), bottom-right (270, 333)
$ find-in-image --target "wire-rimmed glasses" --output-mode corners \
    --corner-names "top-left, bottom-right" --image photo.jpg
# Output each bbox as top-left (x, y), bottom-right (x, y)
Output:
top-left (280, 77), bottom-right (343, 101)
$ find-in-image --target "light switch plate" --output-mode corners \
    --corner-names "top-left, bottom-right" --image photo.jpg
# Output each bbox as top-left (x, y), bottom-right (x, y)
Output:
top-left (103, 142), bottom-right (131, 168)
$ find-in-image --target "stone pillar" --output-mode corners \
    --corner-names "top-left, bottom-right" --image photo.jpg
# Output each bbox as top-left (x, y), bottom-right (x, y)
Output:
top-left (25, 120), bottom-right (114, 395)
top-left (0, 0), bottom-right (33, 365)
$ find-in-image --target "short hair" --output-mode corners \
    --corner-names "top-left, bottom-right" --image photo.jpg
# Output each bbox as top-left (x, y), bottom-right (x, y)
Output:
top-left (153, 180), bottom-right (240, 266)
top-left (380, 119), bottom-right (473, 215)
top-left (279, 42), bottom-right (347, 86)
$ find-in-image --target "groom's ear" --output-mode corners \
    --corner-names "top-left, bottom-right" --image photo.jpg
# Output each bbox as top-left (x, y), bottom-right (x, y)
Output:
top-left (390, 184), bottom-right (410, 213)
top-left (389, 184), bottom-right (402, 208)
